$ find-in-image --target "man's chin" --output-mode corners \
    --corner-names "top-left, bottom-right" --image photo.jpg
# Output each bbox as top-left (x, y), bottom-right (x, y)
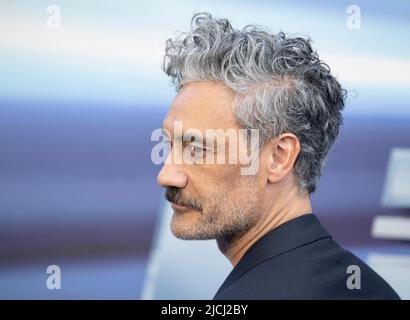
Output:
top-left (170, 228), bottom-right (215, 240)
top-left (170, 215), bottom-right (216, 240)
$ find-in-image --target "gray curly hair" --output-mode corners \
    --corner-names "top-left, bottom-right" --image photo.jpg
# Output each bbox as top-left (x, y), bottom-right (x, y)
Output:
top-left (162, 12), bottom-right (346, 194)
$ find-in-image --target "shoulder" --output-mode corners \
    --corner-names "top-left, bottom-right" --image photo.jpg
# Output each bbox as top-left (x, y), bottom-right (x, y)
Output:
top-left (216, 237), bottom-right (400, 300)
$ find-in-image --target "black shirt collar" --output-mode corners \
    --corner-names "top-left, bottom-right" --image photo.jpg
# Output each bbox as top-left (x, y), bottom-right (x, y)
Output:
top-left (213, 213), bottom-right (331, 299)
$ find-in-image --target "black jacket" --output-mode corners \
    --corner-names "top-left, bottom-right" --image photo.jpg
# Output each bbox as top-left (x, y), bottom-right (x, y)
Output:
top-left (213, 214), bottom-right (400, 300)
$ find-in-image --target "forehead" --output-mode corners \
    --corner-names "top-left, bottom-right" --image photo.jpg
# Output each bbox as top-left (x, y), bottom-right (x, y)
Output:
top-left (163, 81), bottom-right (238, 132)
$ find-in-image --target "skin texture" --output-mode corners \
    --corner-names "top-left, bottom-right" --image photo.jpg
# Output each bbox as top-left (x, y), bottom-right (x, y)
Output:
top-left (157, 81), bottom-right (313, 266)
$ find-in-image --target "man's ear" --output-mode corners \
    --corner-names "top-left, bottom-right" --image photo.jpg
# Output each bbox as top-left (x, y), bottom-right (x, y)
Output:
top-left (266, 133), bottom-right (301, 184)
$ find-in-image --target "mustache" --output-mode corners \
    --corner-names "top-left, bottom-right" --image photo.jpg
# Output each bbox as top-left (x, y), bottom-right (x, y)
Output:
top-left (165, 187), bottom-right (203, 211)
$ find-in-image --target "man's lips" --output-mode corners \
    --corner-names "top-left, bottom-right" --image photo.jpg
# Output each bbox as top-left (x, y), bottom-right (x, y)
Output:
top-left (170, 201), bottom-right (191, 211)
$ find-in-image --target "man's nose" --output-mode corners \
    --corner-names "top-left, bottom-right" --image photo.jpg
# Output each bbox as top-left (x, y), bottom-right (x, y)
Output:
top-left (157, 162), bottom-right (188, 189)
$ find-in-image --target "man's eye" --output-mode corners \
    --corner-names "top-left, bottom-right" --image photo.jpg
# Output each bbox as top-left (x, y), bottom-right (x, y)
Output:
top-left (189, 145), bottom-right (205, 157)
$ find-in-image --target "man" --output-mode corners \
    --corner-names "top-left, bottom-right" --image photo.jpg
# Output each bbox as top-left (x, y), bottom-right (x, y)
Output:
top-left (156, 12), bottom-right (400, 299)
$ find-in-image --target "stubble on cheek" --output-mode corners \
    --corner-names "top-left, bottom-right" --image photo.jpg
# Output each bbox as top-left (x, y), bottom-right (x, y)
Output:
top-left (170, 182), bottom-right (261, 241)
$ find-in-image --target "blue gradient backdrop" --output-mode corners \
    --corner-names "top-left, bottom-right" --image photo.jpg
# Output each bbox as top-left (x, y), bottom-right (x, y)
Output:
top-left (0, 0), bottom-right (409, 299)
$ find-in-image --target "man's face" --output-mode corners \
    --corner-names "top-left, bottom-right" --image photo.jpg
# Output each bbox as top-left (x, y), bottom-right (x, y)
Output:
top-left (157, 82), bottom-right (264, 241)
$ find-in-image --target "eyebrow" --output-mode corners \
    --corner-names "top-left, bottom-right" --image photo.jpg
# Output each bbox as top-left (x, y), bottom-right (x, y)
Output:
top-left (179, 129), bottom-right (201, 139)
top-left (161, 126), bottom-right (221, 150)
top-left (171, 129), bottom-right (218, 148)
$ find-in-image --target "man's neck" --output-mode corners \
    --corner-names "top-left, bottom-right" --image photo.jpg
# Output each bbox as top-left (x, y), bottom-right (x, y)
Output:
top-left (217, 186), bottom-right (312, 267)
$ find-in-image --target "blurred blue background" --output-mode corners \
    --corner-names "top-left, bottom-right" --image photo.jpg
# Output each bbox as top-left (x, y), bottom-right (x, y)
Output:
top-left (0, 0), bottom-right (409, 299)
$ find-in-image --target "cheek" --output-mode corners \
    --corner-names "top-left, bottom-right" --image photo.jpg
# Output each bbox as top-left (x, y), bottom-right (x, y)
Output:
top-left (189, 164), bottom-right (240, 189)
top-left (186, 163), bottom-right (250, 208)
top-left (210, 171), bottom-right (241, 198)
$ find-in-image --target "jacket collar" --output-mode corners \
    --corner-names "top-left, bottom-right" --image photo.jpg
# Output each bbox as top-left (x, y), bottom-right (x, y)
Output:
top-left (213, 213), bottom-right (331, 299)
